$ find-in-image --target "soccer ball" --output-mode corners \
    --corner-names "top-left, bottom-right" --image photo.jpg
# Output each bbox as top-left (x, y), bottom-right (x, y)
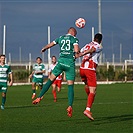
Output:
top-left (75, 18), bottom-right (86, 28)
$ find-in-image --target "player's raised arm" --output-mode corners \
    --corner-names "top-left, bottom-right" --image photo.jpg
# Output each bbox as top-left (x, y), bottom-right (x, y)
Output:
top-left (41, 42), bottom-right (56, 53)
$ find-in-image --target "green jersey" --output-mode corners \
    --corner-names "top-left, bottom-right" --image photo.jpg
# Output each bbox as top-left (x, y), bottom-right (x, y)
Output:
top-left (53, 34), bottom-right (79, 59)
top-left (33, 63), bottom-right (45, 79)
top-left (0, 64), bottom-right (12, 83)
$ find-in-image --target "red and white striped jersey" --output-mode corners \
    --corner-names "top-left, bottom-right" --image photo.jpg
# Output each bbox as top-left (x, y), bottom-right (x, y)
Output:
top-left (80, 41), bottom-right (103, 71)
top-left (48, 63), bottom-right (62, 80)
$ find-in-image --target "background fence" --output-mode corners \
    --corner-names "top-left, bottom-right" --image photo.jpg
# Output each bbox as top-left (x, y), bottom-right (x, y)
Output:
top-left (8, 60), bottom-right (133, 83)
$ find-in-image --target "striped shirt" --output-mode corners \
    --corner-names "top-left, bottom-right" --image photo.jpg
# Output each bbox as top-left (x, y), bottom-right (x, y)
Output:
top-left (80, 41), bottom-right (103, 71)
top-left (0, 64), bottom-right (12, 83)
top-left (33, 63), bottom-right (45, 78)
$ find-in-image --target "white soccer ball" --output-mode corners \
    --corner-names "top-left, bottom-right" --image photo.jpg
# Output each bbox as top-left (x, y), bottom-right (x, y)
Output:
top-left (75, 18), bottom-right (86, 28)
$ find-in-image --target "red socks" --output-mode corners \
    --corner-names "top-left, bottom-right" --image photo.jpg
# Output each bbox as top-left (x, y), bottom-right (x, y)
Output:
top-left (52, 90), bottom-right (57, 99)
top-left (87, 93), bottom-right (95, 108)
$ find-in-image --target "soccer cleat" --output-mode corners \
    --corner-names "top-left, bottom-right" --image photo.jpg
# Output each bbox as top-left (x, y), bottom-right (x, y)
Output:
top-left (32, 98), bottom-right (41, 105)
top-left (32, 93), bottom-right (36, 99)
top-left (83, 110), bottom-right (94, 121)
top-left (67, 106), bottom-right (73, 117)
top-left (1, 105), bottom-right (4, 110)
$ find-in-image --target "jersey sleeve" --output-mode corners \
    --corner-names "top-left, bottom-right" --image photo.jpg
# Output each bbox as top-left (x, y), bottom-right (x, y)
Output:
top-left (94, 44), bottom-right (103, 53)
top-left (73, 37), bottom-right (79, 45)
top-left (53, 37), bottom-right (60, 45)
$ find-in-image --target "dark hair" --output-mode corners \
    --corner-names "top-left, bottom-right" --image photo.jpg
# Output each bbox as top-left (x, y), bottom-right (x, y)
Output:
top-left (0, 54), bottom-right (6, 58)
top-left (36, 57), bottom-right (42, 61)
top-left (94, 33), bottom-right (102, 44)
top-left (52, 56), bottom-right (56, 59)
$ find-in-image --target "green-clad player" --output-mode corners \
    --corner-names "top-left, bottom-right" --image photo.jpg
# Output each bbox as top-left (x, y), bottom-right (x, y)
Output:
top-left (29, 57), bottom-right (45, 99)
top-left (0, 54), bottom-right (13, 110)
top-left (32, 27), bottom-right (80, 117)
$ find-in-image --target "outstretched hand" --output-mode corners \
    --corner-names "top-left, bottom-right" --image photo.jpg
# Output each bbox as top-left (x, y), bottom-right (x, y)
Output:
top-left (41, 48), bottom-right (46, 53)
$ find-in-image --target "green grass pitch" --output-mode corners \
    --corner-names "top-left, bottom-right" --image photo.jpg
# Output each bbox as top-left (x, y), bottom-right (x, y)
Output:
top-left (0, 83), bottom-right (133, 133)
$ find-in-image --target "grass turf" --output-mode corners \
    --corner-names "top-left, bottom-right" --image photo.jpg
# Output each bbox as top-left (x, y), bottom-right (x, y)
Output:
top-left (0, 83), bottom-right (133, 133)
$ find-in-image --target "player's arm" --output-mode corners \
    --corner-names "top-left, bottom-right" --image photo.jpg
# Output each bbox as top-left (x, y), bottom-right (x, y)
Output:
top-left (82, 44), bottom-right (103, 56)
top-left (74, 44), bottom-right (81, 58)
top-left (9, 73), bottom-right (13, 86)
top-left (41, 42), bottom-right (56, 53)
top-left (29, 71), bottom-right (35, 78)
top-left (79, 47), bottom-right (96, 57)
top-left (82, 47), bottom-right (95, 55)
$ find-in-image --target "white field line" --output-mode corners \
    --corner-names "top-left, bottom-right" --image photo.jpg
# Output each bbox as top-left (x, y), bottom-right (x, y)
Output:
top-left (5, 101), bottom-right (131, 109)
top-left (12, 81), bottom-right (133, 86)
top-left (94, 101), bottom-right (132, 105)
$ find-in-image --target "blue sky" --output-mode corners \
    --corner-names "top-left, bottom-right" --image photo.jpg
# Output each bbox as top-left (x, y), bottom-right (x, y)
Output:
top-left (0, 0), bottom-right (132, 63)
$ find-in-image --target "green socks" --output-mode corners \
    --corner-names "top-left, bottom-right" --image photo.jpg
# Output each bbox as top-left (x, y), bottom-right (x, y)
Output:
top-left (32, 89), bottom-right (36, 94)
top-left (68, 84), bottom-right (74, 106)
top-left (2, 96), bottom-right (6, 106)
top-left (39, 79), bottom-right (53, 98)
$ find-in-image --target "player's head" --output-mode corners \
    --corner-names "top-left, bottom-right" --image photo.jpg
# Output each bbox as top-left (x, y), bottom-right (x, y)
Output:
top-left (94, 33), bottom-right (102, 44)
top-left (51, 56), bottom-right (56, 64)
top-left (68, 27), bottom-right (77, 36)
top-left (0, 54), bottom-right (6, 63)
top-left (36, 57), bottom-right (42, 64)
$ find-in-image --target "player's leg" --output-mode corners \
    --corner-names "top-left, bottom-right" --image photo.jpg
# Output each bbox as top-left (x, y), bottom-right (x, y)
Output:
top-left (38, 72), bottom-right (61, 98)
top-left (38, 77), bottom-right (44, 90)
top-left (87, 86), bottom-right (96, 109)
top-left (83, 70), bottom-right (96, 120)
top-left (80, 68), bottom-right (89, 95)
top-left (65, 60), bottom-right (75, 117)
top-left (31, 82), bottom-right (36, 99)
top-left (52, 82), bottom-right (57, 102)
top-left (31, 77), bottom-right (38, 99)
top-left (1, 92), bottom-right (6, 110)
top-left (1, 84), bottom-right (8, 109)
top-left (86, 70), bottom-right (96, 110)
top-left (67, 80), bottom-right (74, 107)
top-left (83, 86), bottom-right (96, 121)
top-left (84, 84), bottom-right (90, 95)
top-left (38, 81), bottom-right (44, 100)
top-left (39, 84), bottom-right (42, 90)
top-left (67, 80), bottom-right (74, 117)
top-left (57, 80), bottom-right (62, 92)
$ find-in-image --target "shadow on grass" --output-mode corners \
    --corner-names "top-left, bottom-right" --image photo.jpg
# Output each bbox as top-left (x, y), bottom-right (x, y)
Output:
top-left (94, 114), bottom-right (133, 125)
top-left (5, 104), bottom-right (52, 109)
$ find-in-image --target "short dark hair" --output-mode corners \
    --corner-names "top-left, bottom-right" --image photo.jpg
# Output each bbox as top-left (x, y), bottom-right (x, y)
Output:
top-left (0, 54), bottom-right (6, 58)
top-left (52, 56), bottom-right (56, 59)
top-left (94, 33), bottom-right (102, 44)
top-left (36, 57), bottom-right (42, 61)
